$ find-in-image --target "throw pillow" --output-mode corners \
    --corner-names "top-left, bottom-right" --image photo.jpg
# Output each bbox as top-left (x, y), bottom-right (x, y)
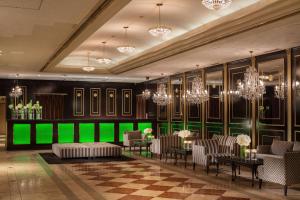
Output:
top-left (293, 141), bottom-right (300, 152)
top-left (271, 140), bottom-right (294, 155)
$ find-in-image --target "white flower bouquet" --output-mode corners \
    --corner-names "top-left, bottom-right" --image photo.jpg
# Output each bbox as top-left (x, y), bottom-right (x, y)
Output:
top-left (143, 128), bottom-right (154, 140)
top-left (237, 134), bottom-right (251, 147)
top-left (177, 130), bottom-right (191, 138)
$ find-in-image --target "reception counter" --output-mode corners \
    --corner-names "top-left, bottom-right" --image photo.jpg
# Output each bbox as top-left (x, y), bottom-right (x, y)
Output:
top-left (7, 119), bottom-right (156, 150)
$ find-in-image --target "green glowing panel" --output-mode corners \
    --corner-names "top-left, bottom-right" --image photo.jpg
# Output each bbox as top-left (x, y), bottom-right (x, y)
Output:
top-left (36, 124), bottom-right (53, 144)
top-left (13, 124), bottom-right (30, 145)
top-left (100, 123), bottom-right (114, 142)
top-left (79, 123), bottom-right (95, 143)
top-left (58, 123), bottom-right (74, 143)
top-left (138, 122), bottom-right (152, 134)
top-left (119, 123), bottom-right (133, 142)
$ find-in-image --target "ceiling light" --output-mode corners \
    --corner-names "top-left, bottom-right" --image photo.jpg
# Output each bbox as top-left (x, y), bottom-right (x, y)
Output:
top-left (82, 52), bottom-right (95, 72)
top-left (97, 41), bottom-right (112, 64)
top-left (148, 3), bottom-right (172, 38)
top-left (117, 26), bottom-right (135, 54)
top-left (202, 0), bottom-right (232, 10)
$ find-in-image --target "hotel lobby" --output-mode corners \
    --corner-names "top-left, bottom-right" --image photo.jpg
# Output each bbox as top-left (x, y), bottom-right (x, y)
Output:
top-left (1, 0), bottom-right (300, 199)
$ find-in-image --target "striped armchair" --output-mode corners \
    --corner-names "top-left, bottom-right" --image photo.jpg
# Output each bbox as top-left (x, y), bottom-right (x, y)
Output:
top-left (150, 135), bottom-right (181, 160)
top-left (123, 130), bottom-right (143, 151)
top-left (192, 135), bottom-right (237, 173)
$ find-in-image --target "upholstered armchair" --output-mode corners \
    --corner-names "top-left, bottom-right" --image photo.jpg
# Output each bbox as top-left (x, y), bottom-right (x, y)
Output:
top-left (257, 140), bottom-right (300, 196)
top-left (192, 135), bottom-right (237, 173)
top-left (123, 130), bottom-right (143, 151)
top-left (150, 135), bottom-right (181, 160)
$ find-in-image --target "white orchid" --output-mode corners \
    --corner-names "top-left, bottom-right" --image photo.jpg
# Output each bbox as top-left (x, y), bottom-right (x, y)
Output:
top-left (144, 128), bottom-right (153, 134)
top-left (237, 134), bottom-right (251, 146)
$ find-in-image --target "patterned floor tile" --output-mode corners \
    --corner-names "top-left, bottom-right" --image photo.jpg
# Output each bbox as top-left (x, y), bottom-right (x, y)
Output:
top-left (194, 188), bottom-right (226, 196)
top-left (178, 182), bottom-right (205, 188)
top-left (168, 186), bottom-right (199, 194)
top-left (105, 187), bottom-right (138, 194)
top-left (158, 191), bottom-right (191, 199)
top-left (153, 181), bottom-right (181, 187)
top-left (119, 183), bottom-right (149, 189)
top-left (96, 181), bottom-right (126, 187)
top-left (130, 189), bottom-right (164, 197)
top-left (143, 185), bottom-right (173, 191)
top-left (132, 179), bottom-right (158, 185)
top-left (185, 194), bottom-right (220, 200)
top-left (118, 194), bottom-right (153, 200)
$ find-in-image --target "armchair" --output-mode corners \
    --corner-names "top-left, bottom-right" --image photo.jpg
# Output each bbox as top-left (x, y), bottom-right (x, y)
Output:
top-left (123, 130), bottom-right (143, 151)
top-left (257, 141), bottom-right (300, 196)
top-left (150, 135), bottom-right (181, 160)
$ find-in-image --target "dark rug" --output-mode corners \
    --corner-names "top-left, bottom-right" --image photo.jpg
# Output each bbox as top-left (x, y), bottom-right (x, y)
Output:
top-left (39, 153), bottom-right (136, 164)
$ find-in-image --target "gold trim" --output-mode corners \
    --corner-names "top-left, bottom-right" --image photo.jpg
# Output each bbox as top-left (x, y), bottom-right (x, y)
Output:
top-left (73, 88), bottom-right (84, 116)
top-left (122, 89), bottom-right (132, 116)
top-left (201, 70), bottom-right (205, 139)
top-left (294, 55), bottom-right (300, 127)
top-left (106, 88), bottom-right (117, 116)
top-left (183, 73), bottom-right (187, 129)
top-left (251, 56), bottom-right (256, 148)
top-left (168, 77), bottom-right (171, 134)
top-left (224, 63), bottom-right (228, 136)
top-left (90, 88), bottom-right (101, 116)
top-left (287, 49), bottom-right (292, 141)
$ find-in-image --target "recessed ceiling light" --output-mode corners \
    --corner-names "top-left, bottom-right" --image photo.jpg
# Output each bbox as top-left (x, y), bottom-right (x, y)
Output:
top-left (82, 67), bottom-right (95, 72)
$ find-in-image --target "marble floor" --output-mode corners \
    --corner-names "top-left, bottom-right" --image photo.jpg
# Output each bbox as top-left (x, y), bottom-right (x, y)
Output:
top-left (0, 148), bottom-right (299, 200)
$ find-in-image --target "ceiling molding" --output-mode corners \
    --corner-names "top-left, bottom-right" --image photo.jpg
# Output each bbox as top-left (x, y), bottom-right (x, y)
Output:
top-left (109, 0), bottom-right (300, 74)
top-left (41, 0), bottom-right (131, 72)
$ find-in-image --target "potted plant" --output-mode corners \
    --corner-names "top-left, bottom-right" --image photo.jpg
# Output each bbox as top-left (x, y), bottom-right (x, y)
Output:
top-left (34, 101), bottom-right (42, 120)
top-left (237, 134), bottom-right (251, 159)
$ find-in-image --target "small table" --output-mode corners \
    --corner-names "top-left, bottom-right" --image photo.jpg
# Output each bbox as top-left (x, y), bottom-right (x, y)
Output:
top-left (134, 140), bottom-right (152, 157)
top-left (216, 156), bottom-right (263, 187)
top-left (165, 147), bottom-right (192, 168)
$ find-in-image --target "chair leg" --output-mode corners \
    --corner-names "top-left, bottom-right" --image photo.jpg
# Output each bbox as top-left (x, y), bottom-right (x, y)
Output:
top-left (206, 166), bottom-right (209, 174)
top-left (160, 154), bottom-right (162, 160)
top-left (193, 163), bottom-right (196, 171)
top-left (129, 146), bottom-right (131, 151)
top-left (284, 185), bottom-right (288, 196)
top-left (259, 179), bottom-right (262, 189)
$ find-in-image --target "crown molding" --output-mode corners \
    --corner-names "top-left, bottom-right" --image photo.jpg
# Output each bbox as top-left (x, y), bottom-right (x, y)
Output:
top-left (109, 0), bottom-right (300, 74)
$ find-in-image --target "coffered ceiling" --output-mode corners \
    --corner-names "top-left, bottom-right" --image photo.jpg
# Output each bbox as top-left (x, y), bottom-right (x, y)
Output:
top-left (0, 0), bottom-right (300, 83)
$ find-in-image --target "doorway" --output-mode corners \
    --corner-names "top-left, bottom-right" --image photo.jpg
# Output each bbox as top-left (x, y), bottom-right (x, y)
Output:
top-left (0, 96), bottom-right (7, 148)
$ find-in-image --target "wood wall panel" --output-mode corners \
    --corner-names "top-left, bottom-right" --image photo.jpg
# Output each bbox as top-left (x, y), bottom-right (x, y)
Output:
top-left (122, 89), bottom-right (132, 116)
top-left (90, 88), bottom-right (101, 117)
top-left (106, 88), bottom-right (117, 117)
top-left (73, 88), bottom-right (84, 116)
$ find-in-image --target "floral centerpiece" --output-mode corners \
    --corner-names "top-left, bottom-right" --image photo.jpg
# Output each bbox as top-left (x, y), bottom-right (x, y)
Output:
top-left (25, 100), bottom-right (34, 120)
top-left (8, 104), bottom-right (17, 119)
top-left (237, 134), bottom-right (251, 159)
top-left (34, 101), bottom-right (42, 120)
top-left (15, 103), bottom-right (24, 119)
top-left (177, 130), bottom-right (192, 150)
top-left (143, 128), bottom-right (154, 140)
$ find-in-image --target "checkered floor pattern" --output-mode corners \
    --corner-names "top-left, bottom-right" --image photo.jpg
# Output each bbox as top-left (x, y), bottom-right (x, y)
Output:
top-left (66, 161), bottom-right (251, 200)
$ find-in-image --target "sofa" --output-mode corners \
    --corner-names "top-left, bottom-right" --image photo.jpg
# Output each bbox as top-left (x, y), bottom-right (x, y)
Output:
top-left (150, 135), bottom-right (181, 160)
top-left (123, 130), bottom-right (143, 151)
top-left (192, 134), bottom-right (237, 173)
top-left (257, 140), bottom-right (300, 196)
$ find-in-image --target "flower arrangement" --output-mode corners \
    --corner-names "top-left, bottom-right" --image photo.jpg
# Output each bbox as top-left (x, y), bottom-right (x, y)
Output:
top-left (143, 128), bottom-right (154, 139)
top-left (34, 101), bottom-right (42, 120)
top-left (144, 128), bottom-right (152, 134)
top-left (237, 134), bottom-right (251, 146)
top-left (8, 104), bottom-right (14, 110)
top-left (177, 130), bottom-right (191, 138)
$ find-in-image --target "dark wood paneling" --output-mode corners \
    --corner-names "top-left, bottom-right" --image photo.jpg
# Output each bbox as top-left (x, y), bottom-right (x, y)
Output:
top-left (73, 88), bottom-right (84, 116)
top-left (122, 89), bottom-right (132, 116)
top-left (106, 88), bottom-right (117, 116)
top-left (90, 88), bottom-right (101, 117)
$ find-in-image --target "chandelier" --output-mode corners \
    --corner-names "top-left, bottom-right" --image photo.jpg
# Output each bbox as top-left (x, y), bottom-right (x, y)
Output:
top-left (97, 41), bottom-right (112, 64)
top-left (237, 51), bottom-right (265, 102)
top-left (219, 90), bottom-right (239, 102)
top-left (117, 26), bottom-right (135, 54)
top-left (148, 3), bottom-right (172, 38)
top-left (274, 75), bottom-right (285, 99)
top-left (202, 0), bottom-right (232, 10)
top-left (82, 52), bottom-right (95, 72)
top-left (153, 83), bottom-right (172, 106)
top-left (9, 75), bottom-right (23, 98)
top-left (186, 74), bottom-right (209, 104)
top-left (142, 77), bottom-right (151, 100)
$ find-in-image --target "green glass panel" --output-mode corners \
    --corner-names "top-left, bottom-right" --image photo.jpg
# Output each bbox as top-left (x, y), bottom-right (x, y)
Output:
top-left (79, 123), bottom-right (95, 143)
top-left (100, 123), bottom-right (114, 142)
top-left (171, 122), bottom-right (184, 132)
top-left (36, 124), bottom-right (53, 144)
top-left (158, 122), bottom-right (168, 135)
top-left (13, 124), bottom-right (30, 145)
top-left (58, 123), bottom-right (74, 143)
top-left (138, 122), bottom-right (152, 134)
top-left (119, 123), bottom-right (133, 142)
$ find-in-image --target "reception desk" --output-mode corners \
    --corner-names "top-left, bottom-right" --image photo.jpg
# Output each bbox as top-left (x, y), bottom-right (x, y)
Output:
top-left (7, 119), bottom-right (156, 150)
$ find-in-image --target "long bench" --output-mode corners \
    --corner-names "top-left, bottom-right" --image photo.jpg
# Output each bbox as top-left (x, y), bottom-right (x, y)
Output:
top-left (52, 142), bottom-right (122, 159)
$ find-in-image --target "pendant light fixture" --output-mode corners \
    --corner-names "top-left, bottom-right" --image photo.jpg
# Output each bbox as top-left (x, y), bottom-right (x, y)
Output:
top-left (202, 0), bottom-right (232, 10)
top-left (148, 3), bottom-right (172, 38)
top-left (117, 26), bottom-right (135, 54)
top-left (142, 77), bottom-right (151, 100)
top-left (82, 52), bottom-right (95, 72)
top-left (152, 74), bottom-right (172, 106)
top-left (9, 74), bottom-right (23, 98)
top-left (97, 41), bottom-right (112, 64)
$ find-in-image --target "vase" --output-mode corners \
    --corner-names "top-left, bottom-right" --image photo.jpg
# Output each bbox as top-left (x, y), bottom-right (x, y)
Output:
top-left (20, 111), bottom-right (25, 120)
top-left (240, 146), bottom-right (246, 159)
top-left (36, 113), bottom-right (42, 120)
top-left (11, 111), bottom-right (17, 119)
top-left (28, 112), bottom-right (33, 120)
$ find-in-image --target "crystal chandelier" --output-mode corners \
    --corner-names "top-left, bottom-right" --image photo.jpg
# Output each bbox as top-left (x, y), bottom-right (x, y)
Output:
top-left (274, 75), bottom-right (285, 99)
top-left (142, 77), bottom-right (151, 100)
top-left (97, 41), bottom-right (112, 64)
top-left (202, 0), bottom-right (232, 10)
top-left (148, 3), bottom-right (172, 38)
top-left (82, 52), bottom-right (95, 72)
top-left (117, 26), bottom-right (135, 54)
top-left (219, 90), bottom-right (239, 102)
top-left (237, 51), bottom-right (265, 102)
top-left (153, 83), bottom-right (172, 106)
top-left (186, 74), bottom-right (209, 104)
top-left (9, 75), bottom-right (23, 98)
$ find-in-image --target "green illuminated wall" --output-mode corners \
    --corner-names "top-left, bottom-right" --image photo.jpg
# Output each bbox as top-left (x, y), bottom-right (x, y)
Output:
top-left (58, 123), bottom-right (74, 143)
top-left (79, 123), bottom-right (95, 143)
top-left (119, 123), bottom-right (133, 142)
top-left (13, 124), bottom-right (30, 145)
top-left (100, 123), bottom-right (114, 142)
top-left (36, 124), bottom-right (53, 144)
top-left (138, 122), bottom-right (152, 134)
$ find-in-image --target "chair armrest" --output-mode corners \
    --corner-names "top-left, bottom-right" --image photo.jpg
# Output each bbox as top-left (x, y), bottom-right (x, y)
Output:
top-left (192, 144), bottom-right (207, 155)
top-left (257, 145), bottom-right (271, 154)
top-left (284, 151), bottom-right (300, 185)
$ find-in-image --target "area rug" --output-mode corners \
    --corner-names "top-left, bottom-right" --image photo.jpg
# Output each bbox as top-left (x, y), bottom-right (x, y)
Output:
top-left (39, 153), bottom-right (135, 164)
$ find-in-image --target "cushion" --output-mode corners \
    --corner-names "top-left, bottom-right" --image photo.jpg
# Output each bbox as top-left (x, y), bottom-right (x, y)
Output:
top-left (270, 140), bottom-right (294, 156)
top-left (293, 141), bottom-right (300, 152)
top-left (212, 134), bottom-right (227, 146)
top-left (199, 139), bottom-right (219, 154)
